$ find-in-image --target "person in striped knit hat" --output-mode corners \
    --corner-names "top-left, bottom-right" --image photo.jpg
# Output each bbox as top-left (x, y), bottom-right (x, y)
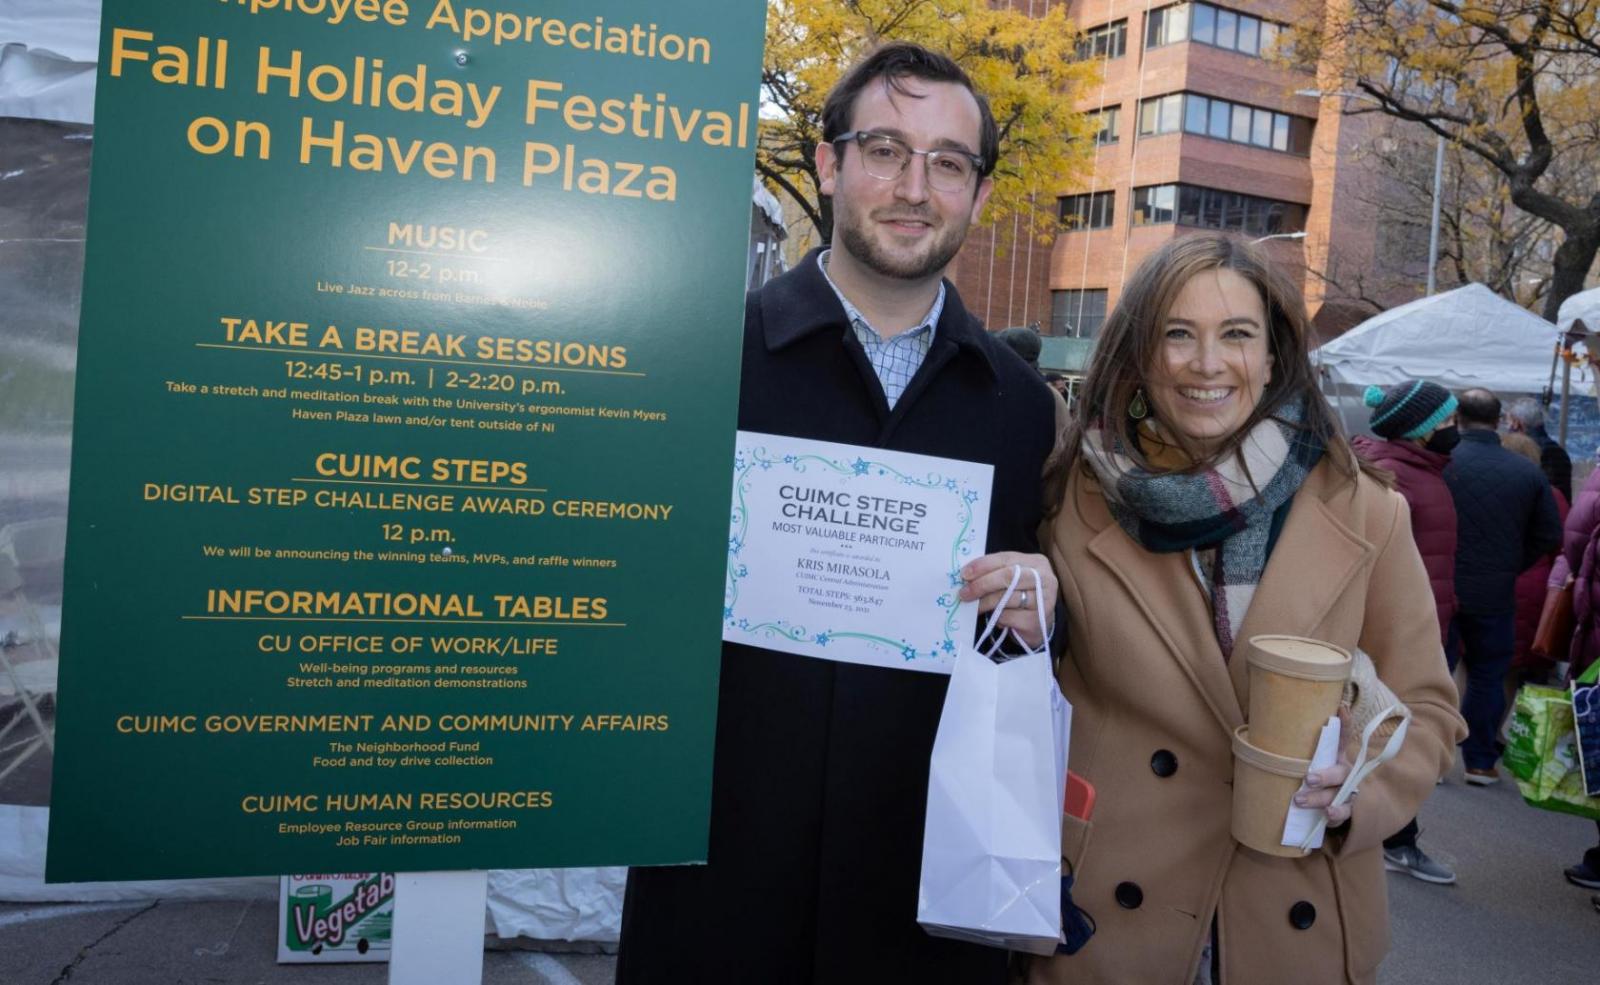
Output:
top-left (1362, 381), bottom-right (1460, 447)
top-left (1352, 379), bottom-right (1461, 884)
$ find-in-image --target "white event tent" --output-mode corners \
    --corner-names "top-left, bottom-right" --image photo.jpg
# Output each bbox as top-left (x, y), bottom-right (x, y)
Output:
top-left (1314, 283), bottom-right (1560, 395)
top-left (1558, 285), bottom-right (1600, 343)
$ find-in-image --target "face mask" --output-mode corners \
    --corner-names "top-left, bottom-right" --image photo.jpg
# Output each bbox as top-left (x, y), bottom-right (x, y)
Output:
top-left (1424, 425), bottom-right (1460, 454)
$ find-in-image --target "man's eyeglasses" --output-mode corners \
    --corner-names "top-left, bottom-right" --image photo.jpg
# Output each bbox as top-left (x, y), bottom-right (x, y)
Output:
top-left (832, 131), bottom-right (984, 193)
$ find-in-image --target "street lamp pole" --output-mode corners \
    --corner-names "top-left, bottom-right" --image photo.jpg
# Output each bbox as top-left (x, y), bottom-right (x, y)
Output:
top-left (1296, 88), bottom-right (1445, 295)
top-left (1426, 134), bottom-right (1444, 295)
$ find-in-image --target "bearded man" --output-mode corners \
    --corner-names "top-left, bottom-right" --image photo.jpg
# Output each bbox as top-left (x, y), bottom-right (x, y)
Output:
top-left (616, 42), bottom-right (1061, 985)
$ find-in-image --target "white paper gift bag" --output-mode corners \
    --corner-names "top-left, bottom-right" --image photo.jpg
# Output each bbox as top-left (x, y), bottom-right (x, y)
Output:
top-left (918, 568), bottom-right (1066, 955)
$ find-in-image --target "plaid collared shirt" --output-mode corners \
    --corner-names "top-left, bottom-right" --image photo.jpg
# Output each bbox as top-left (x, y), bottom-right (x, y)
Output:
top-left (818, 250), bottom-right (944, 410)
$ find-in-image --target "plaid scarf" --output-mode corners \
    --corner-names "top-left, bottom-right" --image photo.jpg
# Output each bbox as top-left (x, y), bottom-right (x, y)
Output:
top-left (1083, 397), bottom-right (1324, 657)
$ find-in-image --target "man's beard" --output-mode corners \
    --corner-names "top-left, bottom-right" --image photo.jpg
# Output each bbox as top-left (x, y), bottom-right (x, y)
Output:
top-left (835, 205), bottom-right (969, 281)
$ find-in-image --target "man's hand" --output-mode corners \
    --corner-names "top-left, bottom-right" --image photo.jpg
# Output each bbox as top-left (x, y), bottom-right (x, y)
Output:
top-left (959, 552), bottom-right (1058, 651)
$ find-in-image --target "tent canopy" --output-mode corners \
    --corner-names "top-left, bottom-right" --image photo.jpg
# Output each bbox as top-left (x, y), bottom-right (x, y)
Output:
top-left (1314, 283), bottom-right (1558, 394)
top-left (1558, 285), bottom-right (1600, 340)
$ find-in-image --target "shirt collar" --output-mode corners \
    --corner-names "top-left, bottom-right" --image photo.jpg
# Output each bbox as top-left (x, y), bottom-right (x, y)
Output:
top-left (817, 250), bottom-right (943, 342)
top-left (756, 248), bottom-right (998, 380)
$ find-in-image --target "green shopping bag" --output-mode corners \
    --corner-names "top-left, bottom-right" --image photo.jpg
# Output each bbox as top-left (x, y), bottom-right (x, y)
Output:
top-left (1503, 662), bottom-right (1600, 821)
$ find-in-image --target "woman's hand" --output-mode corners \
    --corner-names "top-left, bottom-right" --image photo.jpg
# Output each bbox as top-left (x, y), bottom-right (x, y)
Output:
top-left (959, 552), bottom-right (1058, 650)
top-left (1293, 709), bottom-right (1357, 827)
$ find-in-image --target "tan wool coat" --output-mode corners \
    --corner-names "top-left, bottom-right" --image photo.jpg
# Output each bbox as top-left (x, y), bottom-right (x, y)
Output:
top-left (1031, 459), bottom-right (1467, 985)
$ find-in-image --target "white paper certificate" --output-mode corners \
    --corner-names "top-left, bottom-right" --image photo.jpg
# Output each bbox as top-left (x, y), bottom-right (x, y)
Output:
top-left (723, 431), bottom-right (994, 674)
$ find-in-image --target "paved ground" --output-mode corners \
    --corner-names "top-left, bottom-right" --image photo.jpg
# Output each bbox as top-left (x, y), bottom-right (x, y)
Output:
top-left (0, 899), bottom-right (617, 985)
top-left (1376, 757), bottom-right (1596, 983)
top-left (3, 758), bottom-right (1595, 984)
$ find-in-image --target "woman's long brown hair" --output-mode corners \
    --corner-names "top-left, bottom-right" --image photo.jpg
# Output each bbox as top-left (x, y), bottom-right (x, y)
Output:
top-left (1044, 233), bottom-right (1377, 514)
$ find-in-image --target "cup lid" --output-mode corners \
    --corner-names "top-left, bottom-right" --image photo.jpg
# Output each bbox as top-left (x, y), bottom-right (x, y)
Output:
top-left (1232, 725), bottom-right (1313, 777)
top-left (1246, 635), bottom-right (1352, 682)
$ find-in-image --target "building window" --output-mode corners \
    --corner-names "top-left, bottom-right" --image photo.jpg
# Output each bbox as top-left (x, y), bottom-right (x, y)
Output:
top-left (1145, 93), bottom-right (1314, 155)
top-left (1215, 8), bottom-right (1238, 49)
top-left (1132, 185), bottom-right (1177, 224)
top-left (1251, 107), bottom-right (1273, 147)
top-left (1133, 182), bottom-right (1308, 236)
top-left (1230, 103), bottom-right (1252, 143)
top-left (1076, 20), bottom-right (1128, 60)
top-left (1145, 3), bottom-right (1190, 48)
top-left (1052, 289), bottom-right (1109, 338)
top-left (1158, 2), bottom-right (1285, 58)
top-left (1237, 15), bottom-right (1260, 55)
top-left (1058, 191), bottom-right (1115, 231)
top-left (1208, 98), bottom-right (1230, 139)
top-left (1137, 94), bottom-right (1185, 136)
top-left (1089, 105), bottom-right (1121, 145)
top-left (1287, 115), bottom-right (1314, 154)
top-left (1259, 21), bottom-right (1282, 56)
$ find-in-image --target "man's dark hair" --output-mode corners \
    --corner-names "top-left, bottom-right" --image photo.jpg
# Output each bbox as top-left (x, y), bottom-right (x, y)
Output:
top-left (820, 42), bottom-right (999, 180)
top-left (1457, 388), bottom-right (1502, 428)
top-left (996, 326), bottom-right (1042, 367)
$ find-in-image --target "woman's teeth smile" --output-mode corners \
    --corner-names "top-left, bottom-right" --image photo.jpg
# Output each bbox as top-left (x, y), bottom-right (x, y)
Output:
top-left (1179, 386), bottom-right (1232, 403)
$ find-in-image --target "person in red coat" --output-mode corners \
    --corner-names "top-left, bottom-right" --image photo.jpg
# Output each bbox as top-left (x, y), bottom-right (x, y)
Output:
top-left (1352, 379), bottom-right (1461, 885)
top-left (1502, 431), bottom-right (1569, 675)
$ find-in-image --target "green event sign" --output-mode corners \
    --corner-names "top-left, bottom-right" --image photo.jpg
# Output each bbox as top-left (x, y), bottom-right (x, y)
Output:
top-left (46, 0), bottom-right (765, 882)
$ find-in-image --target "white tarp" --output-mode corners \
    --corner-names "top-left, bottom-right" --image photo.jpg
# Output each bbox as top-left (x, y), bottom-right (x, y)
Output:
top-left (0, 806), bottom-right (278, 902)
top-left (0, 0), bottom-right (99, 124)
top-left (485, 868), bottom-right (626, 942)
top-left (1314, 283), bottom-right (1561, 394)
top-left (2, 807), bottom-right (624, 941)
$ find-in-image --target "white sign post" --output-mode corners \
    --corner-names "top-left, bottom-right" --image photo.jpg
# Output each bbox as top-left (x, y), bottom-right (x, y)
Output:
top-left (387, 871), bottom-right (489, 985)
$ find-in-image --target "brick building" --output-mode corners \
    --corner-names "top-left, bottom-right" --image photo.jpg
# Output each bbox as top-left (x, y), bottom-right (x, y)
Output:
top-left (950, 0), bottom-right (1413, 350)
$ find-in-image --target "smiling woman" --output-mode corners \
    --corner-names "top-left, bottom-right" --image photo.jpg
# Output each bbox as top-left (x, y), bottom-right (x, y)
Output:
top-left (1032, 234), bottom-right (1467, 985)
top-left (1144, 266), bottom-right (1273, 456)
top-left (1055, 235), bottom-right (1333, 478)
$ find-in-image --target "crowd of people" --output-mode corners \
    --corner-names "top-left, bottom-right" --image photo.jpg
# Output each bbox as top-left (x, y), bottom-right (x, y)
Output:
top-left (616, 40), bottom-right (1592, 985)
top-left (1352, 381), bottom-right (1600, 904)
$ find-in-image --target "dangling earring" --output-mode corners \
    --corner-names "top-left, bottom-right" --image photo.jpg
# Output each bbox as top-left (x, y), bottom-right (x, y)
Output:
top-left (1128, 388), bottom-right (1149, 421)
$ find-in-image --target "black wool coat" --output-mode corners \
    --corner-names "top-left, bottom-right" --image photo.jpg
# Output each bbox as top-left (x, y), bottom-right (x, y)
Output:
top-left (1444, 428), bottom-right (1562, 615)
top-left (617, 251), bottom-right (1059, 985)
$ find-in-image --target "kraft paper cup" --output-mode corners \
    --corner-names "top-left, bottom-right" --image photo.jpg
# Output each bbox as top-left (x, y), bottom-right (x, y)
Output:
top-left (1231, 725), bottom-right (1312, 858)
top-left (1245, 635), bottom-right (1351, 759)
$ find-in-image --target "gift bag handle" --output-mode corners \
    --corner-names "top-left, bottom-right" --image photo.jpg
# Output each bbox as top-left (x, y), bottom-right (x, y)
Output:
top-left (978, 564), bottom-right (1049, 661)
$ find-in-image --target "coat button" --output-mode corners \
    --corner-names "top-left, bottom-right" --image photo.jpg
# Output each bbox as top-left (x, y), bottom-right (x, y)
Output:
top-left (1289, 901), bottom-right (1316, 929)
top-left (1150, 750), bottom-right (1178, 777)
top-left (1115, 882), bottom-right (1144, 909)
